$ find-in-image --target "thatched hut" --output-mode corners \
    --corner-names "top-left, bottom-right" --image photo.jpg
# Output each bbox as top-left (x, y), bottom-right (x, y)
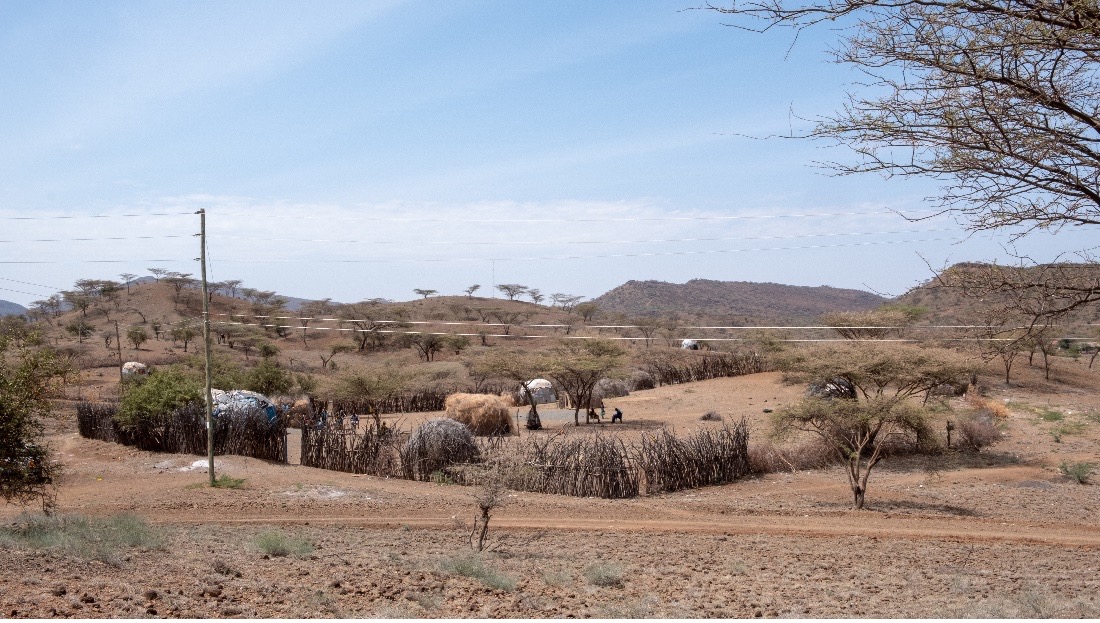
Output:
top-left (402, 418), bottom-right (481, 481)
top-left (445, 393), bottom-right (515, 436)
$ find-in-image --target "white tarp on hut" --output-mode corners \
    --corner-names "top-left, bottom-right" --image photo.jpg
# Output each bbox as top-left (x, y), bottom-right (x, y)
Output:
top-left (121, 361), bottom-right (149, 378)
top-left (210, 389), bottom-right (278, 422)
top-left (522, 379), bottom-right (557, 404)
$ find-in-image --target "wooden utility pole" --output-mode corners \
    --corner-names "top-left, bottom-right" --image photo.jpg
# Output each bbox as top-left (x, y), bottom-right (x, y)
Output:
top-left (198, 209), bottom-right (216, 487)
top-left (114, 321), bottom-right (123, 383)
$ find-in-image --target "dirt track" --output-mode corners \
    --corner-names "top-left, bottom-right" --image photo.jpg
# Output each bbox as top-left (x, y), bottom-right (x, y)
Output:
top-left (3, 367), bottom-right (1100, 617)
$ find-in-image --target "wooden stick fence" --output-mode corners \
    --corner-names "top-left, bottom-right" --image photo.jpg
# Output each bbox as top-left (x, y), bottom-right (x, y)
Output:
top-left (76, 401), bottom-right (287, 462)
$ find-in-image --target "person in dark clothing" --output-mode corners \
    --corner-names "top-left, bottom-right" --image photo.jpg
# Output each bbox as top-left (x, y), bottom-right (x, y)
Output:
top-left (611, 408), bottom-right (623, 423)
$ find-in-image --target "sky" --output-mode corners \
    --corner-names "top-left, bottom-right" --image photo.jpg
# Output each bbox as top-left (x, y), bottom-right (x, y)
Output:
top-left (0, 0), bottom-right (1087, 309)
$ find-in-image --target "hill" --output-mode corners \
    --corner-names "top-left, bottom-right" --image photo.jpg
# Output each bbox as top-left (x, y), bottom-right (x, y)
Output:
top-left (0, 299), bottom-right (28, 316)
top-left (895, 262), bottom-right (1100, 325)
top-left (591, 279), bottom-right (887, 323)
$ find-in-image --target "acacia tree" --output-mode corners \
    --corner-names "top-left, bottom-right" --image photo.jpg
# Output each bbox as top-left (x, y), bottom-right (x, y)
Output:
top-left (0, 331), bottom-right (72, 511)
top-left (336, 367), bottom-right (412, 429)
top-left (777, 343), bottom-right (972, 509)
top-left (713, 0), bottom-right (1100, 310)
top-left (543, 339), bottom-right (625, 426)
top-left (464, 284), bottom-right (481, 298)
top-left (413, 288), bottom-right (438, 299)
top-left (467, 348), bottom-right (544, 429)
top-left (118, 273), bottom-right (137, 294)
top-left (127, 326), bottom-right (149, 351)
top-left (495, 283), bottom-right (527, 300)
top-left (401, 333), bottom-right (446, 362)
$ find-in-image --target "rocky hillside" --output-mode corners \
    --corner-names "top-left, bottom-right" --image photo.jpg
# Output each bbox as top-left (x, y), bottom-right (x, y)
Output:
top-left (591, 279), bottom-right (886, 323)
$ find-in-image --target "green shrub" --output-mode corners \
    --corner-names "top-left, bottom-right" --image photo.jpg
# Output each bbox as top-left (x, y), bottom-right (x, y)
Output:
top-left (583, 561), bottom-right (625, 587)
top-left (117, 367), bottom-right (202, 429)
top-left (1060, 461), bottom-right (1094, 484)
top-left (440, 553), bottom-right (515, 590)
top-left (245, 359), bottom-right (294, 396)
top-left (0, 513), bottom-right (164, 565)
top-left (213, 474), bottom-right (246, 489)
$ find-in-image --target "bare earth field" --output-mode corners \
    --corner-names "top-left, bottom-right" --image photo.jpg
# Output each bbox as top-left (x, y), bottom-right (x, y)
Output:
top-left (2, 361), bottom-right (1100, 618)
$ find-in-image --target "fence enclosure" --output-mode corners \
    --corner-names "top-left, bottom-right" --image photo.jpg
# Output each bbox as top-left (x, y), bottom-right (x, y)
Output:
top-left (76, 402), bottom-right (287, 462)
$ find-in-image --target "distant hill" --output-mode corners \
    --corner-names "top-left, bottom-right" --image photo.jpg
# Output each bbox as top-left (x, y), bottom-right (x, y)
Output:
top-left (592, 279), bottom-right (887, 323)
top-left (0, 299), bottom-right (28, 316)
top-left (895, 262), bottom-right (1100, 325)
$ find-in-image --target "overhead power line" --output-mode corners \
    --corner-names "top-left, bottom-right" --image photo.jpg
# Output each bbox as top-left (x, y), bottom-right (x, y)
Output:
top-left (200, 318), bottom-right (1021, 342)
top-left (209, 227), bottom-right (956, 247)
top-left (0, 211), bottom-right (194, 220)
top-left (210, 236), bottom-right (964, 264)
top-left (229, 208), bottom-right (942, 224)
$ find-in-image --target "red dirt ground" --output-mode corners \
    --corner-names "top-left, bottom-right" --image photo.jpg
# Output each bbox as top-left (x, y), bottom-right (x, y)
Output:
top-left (2, 360), bottom-right (1100, 618)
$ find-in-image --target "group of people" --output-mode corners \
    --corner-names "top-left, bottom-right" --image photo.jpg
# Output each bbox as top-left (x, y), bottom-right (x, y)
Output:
top-left (305, 409), bottom-right (362, 431)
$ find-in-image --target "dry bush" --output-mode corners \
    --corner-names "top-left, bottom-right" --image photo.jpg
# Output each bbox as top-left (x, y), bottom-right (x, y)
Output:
top-left (700, 411), bottom-right (723, 422)
top-left (629, 370), bottom-right (655, 391)
top-left (401, 418), bottom-right (481, 481)
top-left (748, 439), bottom-right (839, 473)
top-left (964, 393), bottom-right (1010, 419)
top-left (593, 378), bottom-right (630, 404)
top-left (956, 411), bottom-right (1002, 451)
top-left (444, 393), bottom-right (514, 436)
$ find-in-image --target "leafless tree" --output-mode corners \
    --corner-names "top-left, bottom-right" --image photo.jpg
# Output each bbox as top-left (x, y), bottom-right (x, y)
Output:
top-left (711, 0), bottom-right (1100, 307)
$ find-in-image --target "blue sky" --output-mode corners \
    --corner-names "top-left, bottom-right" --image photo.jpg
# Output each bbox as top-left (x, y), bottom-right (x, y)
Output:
top-left (0, 1), bottom-right (1084, 308)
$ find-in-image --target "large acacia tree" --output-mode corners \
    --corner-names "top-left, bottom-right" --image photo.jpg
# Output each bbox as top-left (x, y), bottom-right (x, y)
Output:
top-left (776, 342), bottom-right (971, 509)
top-left (542, 339), bottom-right (625, 426)
top-left (712, 0), bottom-right (1100, 312)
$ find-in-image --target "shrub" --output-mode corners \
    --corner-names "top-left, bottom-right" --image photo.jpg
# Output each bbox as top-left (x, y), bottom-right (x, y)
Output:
top-left (440, 553), bottom-right (515, 590)
top-left (700, 411), bottom-right (723, 422)
top-left (116, 367), bottom-right (202, 429)
top-left (1059, 461), bottom-right (1094, 484)
top-left (748, 439), bottom-right (838, 473)
top-left (245, 359), bottom-right (294, 396)
top-left (254, 530), bottom-right (314, 557)
top-left (583, 561), bottom-right (624, 588)
top-left (0, 513), bottom-right (164, 566)
top-left (955, 411), bottom-right (1001, 451)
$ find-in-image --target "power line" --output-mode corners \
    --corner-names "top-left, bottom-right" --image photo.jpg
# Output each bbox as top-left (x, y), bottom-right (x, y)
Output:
top-left (0, 211), bottom-right (194, 220)
top-left (208, 313), bottom-right (1017, 332)
top-left (228, 208), bottom-right (942, 224)
top-left (0, 276), bottom-right (64, 291)
top-left (201, 318), bottom-right (1023, 342)
top-left (0, 235), bottom-right (189, 243)
top-left (208, 227), bottom-right (956, 247)
top-left (210, 236), bottom-right (964, 264)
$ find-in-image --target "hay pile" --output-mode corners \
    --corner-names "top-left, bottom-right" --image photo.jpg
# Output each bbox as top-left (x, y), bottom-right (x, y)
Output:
top-left (402, 418), bottom-right (481, 481)
top-left (445, 393), bottom-right (515, 436)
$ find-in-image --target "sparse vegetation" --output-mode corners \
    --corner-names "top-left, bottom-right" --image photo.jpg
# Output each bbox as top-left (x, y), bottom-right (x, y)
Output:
top-left (440, 552), bottom-right (516, 590)
top-left (254, 530), bottom-right (314, 557)
top-left (583, 561), bottom-right (625, 588)
top-left (0, 513), bottom-right (164, 565)
top-left (1059, 461), bottom-right (1094, 485)
top-left (212, 474), bottom-right (247, 489)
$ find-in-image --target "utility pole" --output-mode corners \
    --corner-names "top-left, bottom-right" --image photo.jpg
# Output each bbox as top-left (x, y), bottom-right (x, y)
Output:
top-left (114, 321), bottom-right (123, 383)
top-left (197, 209), bottom-right (216, 487)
